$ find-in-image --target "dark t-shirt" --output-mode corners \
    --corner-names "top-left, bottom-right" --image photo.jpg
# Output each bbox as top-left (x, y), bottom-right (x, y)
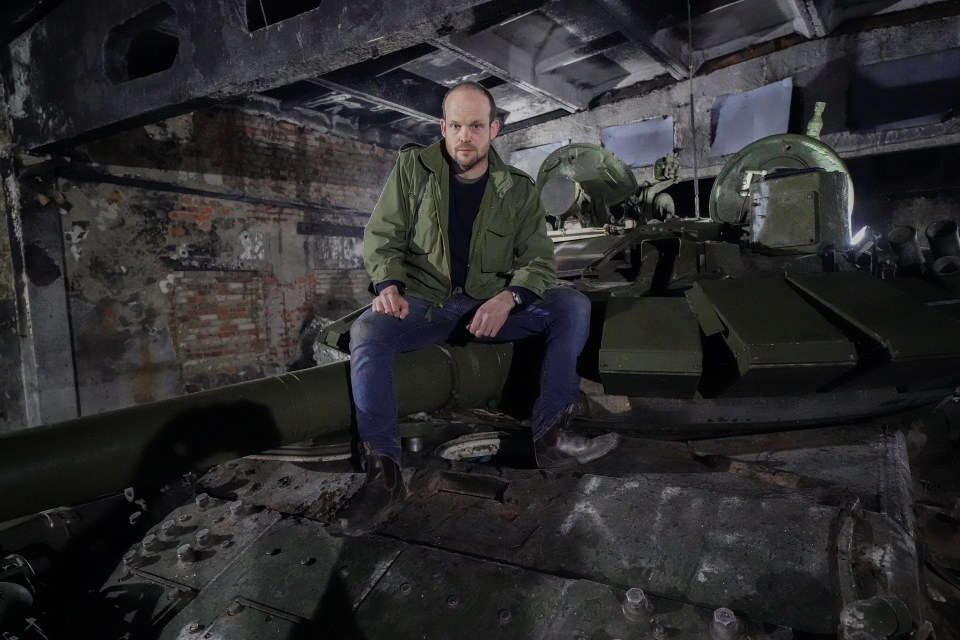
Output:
top-left (448, 171), bottom-right (489, 290)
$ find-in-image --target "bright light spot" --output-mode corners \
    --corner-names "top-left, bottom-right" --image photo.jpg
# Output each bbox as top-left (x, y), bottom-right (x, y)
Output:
top-left (851, 225), bottom-right (869, 246)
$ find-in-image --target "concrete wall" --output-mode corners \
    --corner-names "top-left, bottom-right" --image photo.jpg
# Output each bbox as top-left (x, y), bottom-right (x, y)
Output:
top-left (496, 15), bottom-right (960, 186)
top-left (48, 105), bottom-right (395, 417)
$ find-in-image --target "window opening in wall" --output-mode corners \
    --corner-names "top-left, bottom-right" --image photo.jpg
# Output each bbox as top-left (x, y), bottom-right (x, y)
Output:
top-left (245, 0), bottom-right (323, 32)
top-left (848, 48), bottom-right (960, 132)
top-left (104, 3), bottom-right (179, 85)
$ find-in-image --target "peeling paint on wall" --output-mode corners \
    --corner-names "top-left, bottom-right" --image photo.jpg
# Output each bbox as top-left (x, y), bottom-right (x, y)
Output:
top-left (7, 37), bottom-right (32, 119)
top-left (239, 229), bottom-right (264, 260)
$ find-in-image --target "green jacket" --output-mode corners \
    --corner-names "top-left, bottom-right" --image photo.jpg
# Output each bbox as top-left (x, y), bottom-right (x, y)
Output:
top-left (364, 140), bottom-right (556, 304)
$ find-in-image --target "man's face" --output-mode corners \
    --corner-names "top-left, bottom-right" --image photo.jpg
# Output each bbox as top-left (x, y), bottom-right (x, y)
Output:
top-left (440, 88), bottom-right (500, 176)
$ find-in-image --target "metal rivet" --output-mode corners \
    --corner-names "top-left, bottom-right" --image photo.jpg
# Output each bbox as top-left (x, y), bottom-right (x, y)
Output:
top-left (185, 621), bottom-right (202, 634)
top-left (220, 540), bottom-right (232, 549)
top-left (301, 557), bottom-right (315, 566)
top-left (177, 544), bottom-right (195, 563)
top-left (229, 500), bottom-right (245, 516)
top-left (447, 595), bottom-right (459, 608)
top-left (622, 587), bottom-right (652, 620)
top-left (498, 609), bottom-right (511, 622)
top-left (714, 608), bottom-right (736, 627)
top-left (196, 528), bottom-right (210, 545)
top-left (227, 601), bottom-right (244, 616)
top-left (141, 534), bottom-right (158, 551)
top-left (122, 549), bottom-right (140, 567)
top-left (195, 493), bottom-right (210, 509)
top-left (266, 548), bottom-right (280, 556)
top-left (400, 583), bottom-right (411, 594)
top-left (178, 513), bottom-right (191, 523)
top-left (160, 519), bottom-right (177, 539)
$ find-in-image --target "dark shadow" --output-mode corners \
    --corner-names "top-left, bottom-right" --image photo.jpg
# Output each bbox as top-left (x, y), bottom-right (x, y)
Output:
top-left (130, 400), bottom-right (283, 486)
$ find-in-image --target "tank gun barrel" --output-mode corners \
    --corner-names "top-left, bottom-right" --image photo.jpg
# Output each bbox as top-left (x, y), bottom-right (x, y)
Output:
top-left (0, 343), bottom-right (512, 523)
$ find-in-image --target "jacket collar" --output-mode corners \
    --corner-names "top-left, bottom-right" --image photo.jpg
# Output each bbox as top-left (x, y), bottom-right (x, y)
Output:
top-left (418, 139), bottom-right (513, 198)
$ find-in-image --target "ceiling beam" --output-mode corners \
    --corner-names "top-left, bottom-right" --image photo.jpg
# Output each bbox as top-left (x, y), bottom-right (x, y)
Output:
top-left (593, 0), bottom-right (689, 81)
top-left (309, 69), bottom-right (447, 123)
top-left (434, 32), bottom-right (587, 112)
top-left (534, 31), bottom-right (629, 74)
top-left (789, 0), bottom-right (828, 38)
top-left (3, 0), bottom-right (547, 150)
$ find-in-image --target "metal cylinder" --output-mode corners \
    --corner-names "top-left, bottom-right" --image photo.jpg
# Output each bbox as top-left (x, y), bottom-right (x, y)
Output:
top-left (886, 225), bottom-right (925, 276)
top-left (925, 219), bottom-right (960, 259)
top-left (929, 255), bottom-right (960, 294)
top-left (0, 343), bottom-right (512, 523)
top-left (839, 596), bottom-right (913, 639)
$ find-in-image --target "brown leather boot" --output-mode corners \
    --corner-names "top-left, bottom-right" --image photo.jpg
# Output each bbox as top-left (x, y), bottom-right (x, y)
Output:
top-left (328, 445), bottom-right (407, 536)
top-left (534, 405), bottom-right (620, 469)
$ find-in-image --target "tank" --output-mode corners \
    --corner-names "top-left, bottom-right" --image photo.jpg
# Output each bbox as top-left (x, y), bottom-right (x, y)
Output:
top-left (1, 133), bottom-right (959, 639)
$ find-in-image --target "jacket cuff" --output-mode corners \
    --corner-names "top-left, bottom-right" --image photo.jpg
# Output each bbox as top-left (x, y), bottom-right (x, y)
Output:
top-left (375, 280), bottom-right (406, 296)
top-left (506, 285), bottom-right (537, 307)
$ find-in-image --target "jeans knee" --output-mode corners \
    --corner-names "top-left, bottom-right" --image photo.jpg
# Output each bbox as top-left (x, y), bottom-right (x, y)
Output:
top-left (554, 288), bottom-right (591, 330)
top-left (349, 311), bottom-right (385, 352)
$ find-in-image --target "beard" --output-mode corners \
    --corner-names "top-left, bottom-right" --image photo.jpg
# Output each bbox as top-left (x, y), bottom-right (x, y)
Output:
top-left (448, 143), bottom-right (488, 174)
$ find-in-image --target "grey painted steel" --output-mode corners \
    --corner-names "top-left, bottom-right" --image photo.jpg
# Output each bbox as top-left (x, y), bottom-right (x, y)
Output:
top-left (4, 0), bottom-right (545, 149)
top-left (925, 219), bottom-right (960, 258)
top-left (0, 343), bottom-right (512, 522)
top-left (887, 225), bottom-right (926, 275)
top-left (383, 469), bottom-right (843, 634)
top-left (930, 256), bottom-right (960, 294)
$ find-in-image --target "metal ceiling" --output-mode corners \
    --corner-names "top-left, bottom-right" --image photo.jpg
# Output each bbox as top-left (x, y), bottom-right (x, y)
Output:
top-left (2, 0), bottom-right (960, 149)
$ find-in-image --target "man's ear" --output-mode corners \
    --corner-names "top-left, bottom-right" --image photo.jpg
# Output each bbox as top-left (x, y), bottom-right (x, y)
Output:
top-left (489, 118), bottom-right (501, 140)
top-left (440, 119), bottom-right (447, 137)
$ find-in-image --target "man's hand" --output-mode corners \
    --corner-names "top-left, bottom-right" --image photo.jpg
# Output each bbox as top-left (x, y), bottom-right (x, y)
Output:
top-left (372, 284), bottom-right (409, 319)
top-left (467, 291), bottom-right (515, 338)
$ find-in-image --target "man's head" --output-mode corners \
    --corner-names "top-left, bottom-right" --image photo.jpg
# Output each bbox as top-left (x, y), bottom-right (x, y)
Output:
top-left (440, 82), bottom-right (501, 178)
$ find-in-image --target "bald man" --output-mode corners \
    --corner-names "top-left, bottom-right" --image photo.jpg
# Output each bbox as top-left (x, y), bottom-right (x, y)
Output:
top-left (330, 82), bottom-right (619, 536)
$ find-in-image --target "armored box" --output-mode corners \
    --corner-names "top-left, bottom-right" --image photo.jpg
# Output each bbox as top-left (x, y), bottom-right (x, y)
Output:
top-left (686, 278), bottom-right (856, 395)
top-left (599, 297), bottom-right (702, 398)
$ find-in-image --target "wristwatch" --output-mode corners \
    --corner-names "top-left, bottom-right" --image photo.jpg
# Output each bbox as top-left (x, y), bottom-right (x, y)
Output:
top-left (509, 290), bottom-right (523, 307)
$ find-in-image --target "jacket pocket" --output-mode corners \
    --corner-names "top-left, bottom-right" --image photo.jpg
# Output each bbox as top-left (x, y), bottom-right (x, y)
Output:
top-left (408, 195), bottom-right (439, 256)
top-left (481, 218), bottom-right (515, 273)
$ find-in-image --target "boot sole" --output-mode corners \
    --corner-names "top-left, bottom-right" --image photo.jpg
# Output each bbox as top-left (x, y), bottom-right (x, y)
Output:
top-left (327, 495), bottom-right (409, 537)
top-left (573, 433), bottom-right (620, 464)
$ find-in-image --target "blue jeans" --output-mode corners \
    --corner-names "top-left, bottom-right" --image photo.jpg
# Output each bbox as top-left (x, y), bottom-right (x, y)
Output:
top-left (349, 286), bottom-right (591, 463)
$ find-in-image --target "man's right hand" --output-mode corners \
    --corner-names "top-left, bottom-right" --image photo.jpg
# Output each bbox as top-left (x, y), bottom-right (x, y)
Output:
top-left (372, 284), bottom-right (409, 319)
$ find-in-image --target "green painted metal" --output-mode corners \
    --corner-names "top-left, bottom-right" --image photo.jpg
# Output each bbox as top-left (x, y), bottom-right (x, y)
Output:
top-left (0, 343), bottom-right (512, 523)
top-left (709, 133), bottom-right (853, 227)
top-left (599, 297), bottom-right (702, 397)
top-left (689, 278), bottom-right (857, 395)
top-left (535, 143), bottom-right (638, 227)
top-left (787, 271), bottom-right (960, 389)
top-left (751, 170), bottom-right (850, 254)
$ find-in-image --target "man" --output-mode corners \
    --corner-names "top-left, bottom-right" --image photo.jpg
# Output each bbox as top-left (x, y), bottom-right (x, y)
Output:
top-left (330, 82), bottom-right (619, 537)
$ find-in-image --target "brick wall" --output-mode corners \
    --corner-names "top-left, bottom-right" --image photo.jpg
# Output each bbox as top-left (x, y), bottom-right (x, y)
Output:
top-left (61, 104), bottom-right (401, 413)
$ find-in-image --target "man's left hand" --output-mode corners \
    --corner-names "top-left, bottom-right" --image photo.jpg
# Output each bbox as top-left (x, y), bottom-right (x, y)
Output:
top-left (467, 291), bottom-right (515, 338)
